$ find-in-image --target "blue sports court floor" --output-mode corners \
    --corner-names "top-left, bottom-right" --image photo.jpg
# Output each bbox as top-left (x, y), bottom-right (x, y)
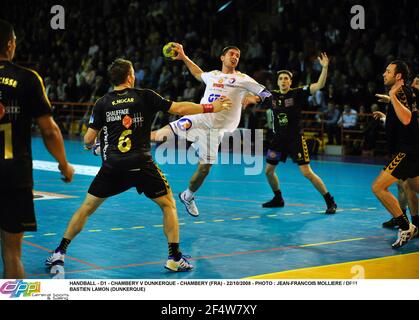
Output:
top-left (11, 137), bottom-right (419, 279)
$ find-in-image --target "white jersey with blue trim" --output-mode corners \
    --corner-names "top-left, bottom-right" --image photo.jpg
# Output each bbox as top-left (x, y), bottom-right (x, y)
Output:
top-left (193, 70), bottom-right (265, 132)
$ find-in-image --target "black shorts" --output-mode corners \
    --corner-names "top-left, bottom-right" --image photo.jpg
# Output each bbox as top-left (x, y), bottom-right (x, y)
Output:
top-left (384, 152), bottom-right (419, 181)
top-left (0, 188), bottom-right (36, 233)
top-left (88, 162), bottom-right (170, 199)
top-left (266, 135), bottom-right (310, 166)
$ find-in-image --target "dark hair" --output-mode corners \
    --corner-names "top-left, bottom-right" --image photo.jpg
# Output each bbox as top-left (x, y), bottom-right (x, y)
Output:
top-left (389, 60), bottom-right (410, 81)
top-left (221, 46), bottom-right (240, 56)
top-left (0, 19), bottom-right (14, 56)
top-left (277, 70), bottom-right (293, 79)
top-left (108, 59), bottom-right (133, 86)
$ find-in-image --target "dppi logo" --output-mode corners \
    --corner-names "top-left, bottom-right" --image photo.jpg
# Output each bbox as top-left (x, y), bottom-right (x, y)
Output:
top-left (208, 94), bottom-right (226, 102)
top-left (177, 118), bottom-right (192, 131)
top-left (0, 280), bottom-right (41, 298)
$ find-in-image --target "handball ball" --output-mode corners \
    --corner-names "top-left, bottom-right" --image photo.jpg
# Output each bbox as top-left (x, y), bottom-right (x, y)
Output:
top-left (162, 42), bottom-right (176, 59)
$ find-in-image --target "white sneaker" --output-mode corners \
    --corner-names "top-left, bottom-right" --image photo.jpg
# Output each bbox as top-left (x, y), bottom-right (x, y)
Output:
top-left (392, 223), bottom-right (417, 249)
top-left (45, 250), bottom-right (65, 266)
top-left (165, 255), bottom-right (194, 272)
top-left (179, 192), bottom-right (199, 217)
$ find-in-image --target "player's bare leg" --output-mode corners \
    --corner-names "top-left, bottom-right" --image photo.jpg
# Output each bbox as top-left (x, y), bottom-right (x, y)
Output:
top-left (179, 163), bottom-right (212, 217)
top-left (152, 191), bottom-right (193, 271)
top-left (45, 194), bottom-right (106, 268)
top-left (1, 231), bottom-right (24, 279)
top-left (299, 164), bottom-right (337, 214)
top-left (262, 163), bottom-right (285, 208)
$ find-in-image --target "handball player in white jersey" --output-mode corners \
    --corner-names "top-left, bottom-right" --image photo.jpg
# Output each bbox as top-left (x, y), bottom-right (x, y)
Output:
top-left (152, 43), bottom-right (271, 217)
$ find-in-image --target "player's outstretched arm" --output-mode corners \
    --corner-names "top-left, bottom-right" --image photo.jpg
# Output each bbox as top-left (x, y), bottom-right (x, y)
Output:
top-left (168, 97), bottom-right (232, 115)
top-left (36, 115), bottom-right (74, 182)
top-left (171, 43), bottom-right (204, 82)
top-left (310, 52), bottom-right (329, 94)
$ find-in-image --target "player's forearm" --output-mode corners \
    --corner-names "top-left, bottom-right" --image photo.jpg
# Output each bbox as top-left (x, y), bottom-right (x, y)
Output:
top-left (390, 94), bottom-right (412, 125)
top-left (311, 66), bottom-right (328, 94)
top-left (41, 123), bottom-right (69, 167)
top-left (182, 56), bottom-right (204, 81)
top-left (169, 102), bottom-right (209, 115)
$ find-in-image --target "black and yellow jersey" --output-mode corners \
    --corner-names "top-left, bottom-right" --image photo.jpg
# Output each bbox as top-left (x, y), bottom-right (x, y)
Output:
top-left (0, 60), bottom-right (51, 190)
top-left (89, 88), bottom-right (172, 170)
top-left (385, 85), bottom-right (419, 154)
top-left (268, 85), bottom-right (311, 139)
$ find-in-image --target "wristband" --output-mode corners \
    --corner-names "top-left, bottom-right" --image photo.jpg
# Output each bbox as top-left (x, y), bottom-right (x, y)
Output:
top-left (202, 104), bottom-right (214, 113)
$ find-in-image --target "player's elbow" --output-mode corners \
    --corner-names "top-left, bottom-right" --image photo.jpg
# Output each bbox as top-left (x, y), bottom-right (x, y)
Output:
top-left (401, 116), bottom-right (411, 126)
top-left (40, 121), bottom-right (61, 140)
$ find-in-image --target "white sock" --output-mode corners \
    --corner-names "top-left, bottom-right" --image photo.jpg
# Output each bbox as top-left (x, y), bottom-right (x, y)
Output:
top-left (184, 188), bottom-right (195, 201)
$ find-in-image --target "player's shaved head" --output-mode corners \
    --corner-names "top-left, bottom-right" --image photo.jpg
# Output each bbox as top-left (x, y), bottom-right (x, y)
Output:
top-left (0, 19), bottom-right (14, 56)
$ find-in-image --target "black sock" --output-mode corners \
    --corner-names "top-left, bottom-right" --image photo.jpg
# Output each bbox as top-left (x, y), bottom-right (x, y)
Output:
top-left (323, 192), bottom-right (334, 206)
top-left (395, 214), bottom-right (410, 231)
top-left (56, 238), bottom-right (71, 253)
top-left (168, 243), bottom-right (182, 261)
top-left (274, 190), bottom-right (282, 197)
top-left (412, 215), bottom-right (419, 227)
top-left (401, 208), bottom-right (407, 215)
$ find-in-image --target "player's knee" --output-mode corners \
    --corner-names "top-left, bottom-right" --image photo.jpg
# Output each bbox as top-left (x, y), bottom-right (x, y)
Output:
top-left (265, 166), bottom-right (275, 176)
top-left (159, 194), bottom-right (177, 212)
top-left (198, 164), bottom-right (212, 176)
top-left (371, 181), bottom-right (383, 195)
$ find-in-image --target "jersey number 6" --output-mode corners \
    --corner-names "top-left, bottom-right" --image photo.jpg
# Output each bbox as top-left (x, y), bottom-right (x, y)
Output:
top-left (118, 129), bottom-right (132, 153)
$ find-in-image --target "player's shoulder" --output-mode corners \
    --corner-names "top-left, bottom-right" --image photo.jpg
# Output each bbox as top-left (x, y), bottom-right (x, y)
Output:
top-left (132, 87), bottom-right (165, 99)
top-left (292, 85), bottom-right (310, 93)
top-left (206, 70), bottom-right (222, 77)
top-left (12, 63), bottom-right (44, 84)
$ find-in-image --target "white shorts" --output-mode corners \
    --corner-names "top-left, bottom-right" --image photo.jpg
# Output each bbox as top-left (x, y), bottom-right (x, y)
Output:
top-left (169, 116), bottom-right (223, 164)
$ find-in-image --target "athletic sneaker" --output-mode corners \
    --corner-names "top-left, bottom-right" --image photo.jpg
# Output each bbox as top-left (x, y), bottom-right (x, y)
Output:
top-left (179, 192), bottom-right (199, 217)
top-left (45, 250), bottom-right (65, 267)
top-left (325, 198), bottom-right (337, 214)
top-left (392, 223), bottom-right (418, 249)
top-left (165, 255), bottom-right (194, 272)
top-left (262, 195), bottom-right (285, 208)
top-left (382, 217), bottom-right (399, 229)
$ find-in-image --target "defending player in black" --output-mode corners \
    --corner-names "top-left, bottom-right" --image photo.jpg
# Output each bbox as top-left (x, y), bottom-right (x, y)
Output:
top-left (260, 53), bottom-right (337, 214)
top-left (0, 20), bottom-right (74, 278)
top-left (372, 61), bottom-right (419, 248)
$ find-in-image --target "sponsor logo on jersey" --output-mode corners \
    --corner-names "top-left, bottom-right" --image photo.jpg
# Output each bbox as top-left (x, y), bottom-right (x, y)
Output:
top-left (213, 83), bottom-right (224, 88)
top-left (228, 78), bottom-right (236, 84)
top-left (122, 115), bottom-right (133, 129)
top-left (177, 118), bottom-right (192, 131)
top-left (284, 98), bottom-right (294, 108)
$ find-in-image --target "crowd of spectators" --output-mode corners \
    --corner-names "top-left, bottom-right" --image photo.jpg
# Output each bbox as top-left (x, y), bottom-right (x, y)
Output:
top-left (2, 0), bottom-right (418, 153)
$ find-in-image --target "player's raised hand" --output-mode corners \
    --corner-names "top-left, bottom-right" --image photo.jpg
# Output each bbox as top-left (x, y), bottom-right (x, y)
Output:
top-left (375, 94), bottom-right (391, 103)
top-left (171, 43), bottom-right (187, 61)
top-left (212, 97), bottom-right (232, 112)
top-left (318, 52), bottom-right (329, 68)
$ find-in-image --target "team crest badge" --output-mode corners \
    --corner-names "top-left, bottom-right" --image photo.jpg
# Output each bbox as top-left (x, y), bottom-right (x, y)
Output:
top-left (177, 118), bottom-right (192, 131)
